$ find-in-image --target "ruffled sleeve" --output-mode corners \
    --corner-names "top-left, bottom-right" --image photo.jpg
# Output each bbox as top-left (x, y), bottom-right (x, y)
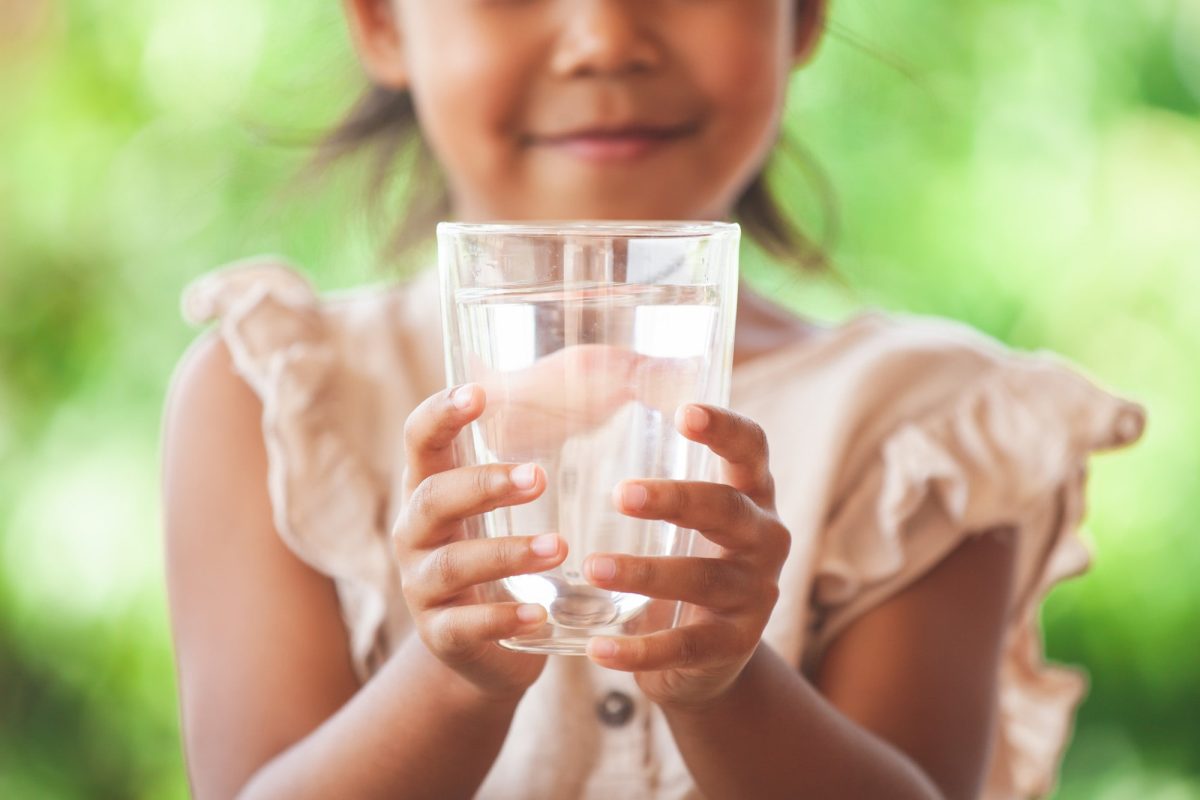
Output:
top-left (182, 256), bottom-right (404, 680)
top-left (809, 350), bottom-right (1145, 799)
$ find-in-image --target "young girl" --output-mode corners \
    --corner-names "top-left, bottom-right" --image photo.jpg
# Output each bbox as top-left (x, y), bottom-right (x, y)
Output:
top-left (162, 2), bottom-right (1145, 798)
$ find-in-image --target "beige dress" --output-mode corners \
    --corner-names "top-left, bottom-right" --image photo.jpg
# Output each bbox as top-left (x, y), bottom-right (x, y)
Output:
top-left (182, 256), bottom-right (1145, 800)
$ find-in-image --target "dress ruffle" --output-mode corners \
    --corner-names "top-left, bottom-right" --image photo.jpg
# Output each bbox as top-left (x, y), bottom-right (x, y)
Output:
top-left (182, 256), bottom-right (399, 680)
top-left (810, 353), bottom-right (1145, 799)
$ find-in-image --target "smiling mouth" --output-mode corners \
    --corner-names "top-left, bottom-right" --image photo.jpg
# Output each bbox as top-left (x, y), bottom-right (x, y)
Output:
top-left (527, 122), bottom-right (701, 163)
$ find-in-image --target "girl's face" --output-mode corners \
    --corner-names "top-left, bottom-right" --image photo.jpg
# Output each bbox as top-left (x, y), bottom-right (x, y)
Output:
top-left (347, 0), bottom-right (823, 222)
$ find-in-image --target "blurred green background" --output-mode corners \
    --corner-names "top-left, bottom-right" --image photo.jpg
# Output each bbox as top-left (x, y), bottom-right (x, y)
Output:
top-left (1, 0), bottom-right (1197, 797)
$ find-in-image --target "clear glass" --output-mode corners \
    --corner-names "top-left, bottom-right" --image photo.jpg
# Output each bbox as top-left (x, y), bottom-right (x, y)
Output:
top-left (437, 221), bottom-right (740, 655)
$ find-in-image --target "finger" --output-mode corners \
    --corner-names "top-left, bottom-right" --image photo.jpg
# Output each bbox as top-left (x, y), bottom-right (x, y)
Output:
top-left (407, 533), bottom-right (567, 610)
top-left (423, 602), bottom-right (548, 665)
top-left (611, 479), bottom-right (789, 558)
top-left (674, 404), bottom-right (775, 508)
top-left (586, 622), bottom-right (738, 672)
top-left (402, 462), bottom-right (546, 548)
top-left (583, 554), bottom-right (766, 611)
top-left (611, 479), bottom-right (755, 550)
top-left (402, 384), bottom-right (484, 496)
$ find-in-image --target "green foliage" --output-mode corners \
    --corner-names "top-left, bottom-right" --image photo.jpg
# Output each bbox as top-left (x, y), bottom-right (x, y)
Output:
top-left (1, 0), bottom-right (1196, 795)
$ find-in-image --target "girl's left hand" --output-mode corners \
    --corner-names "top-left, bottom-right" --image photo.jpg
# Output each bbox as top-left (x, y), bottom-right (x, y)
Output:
top-left (583, 404), bottom-right (791, 711)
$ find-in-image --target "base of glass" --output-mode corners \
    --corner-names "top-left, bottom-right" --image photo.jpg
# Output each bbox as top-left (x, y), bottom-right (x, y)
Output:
top-left (497, 635), bottom-right (594, 656)
top-left (497, 617), bottom-right (629, 656)
top-left (493, 590), bottom-right (691, 656)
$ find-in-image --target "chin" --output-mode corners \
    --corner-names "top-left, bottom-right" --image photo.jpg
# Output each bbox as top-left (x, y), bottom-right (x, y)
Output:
top-left (512, 160), bottom-right (736, 222)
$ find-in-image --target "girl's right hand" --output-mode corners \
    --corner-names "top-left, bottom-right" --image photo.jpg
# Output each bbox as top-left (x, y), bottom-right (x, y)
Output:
top-left (392, 383), bottom-right (567, 703)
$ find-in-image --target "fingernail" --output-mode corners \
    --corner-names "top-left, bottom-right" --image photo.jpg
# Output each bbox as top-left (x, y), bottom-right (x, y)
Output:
top-left (517, 604), bottom-right (546, 624)
top-left (511, 463), bottom-right (537, 490)
top-left (685, 405), bottom-right (709, 433)
top-left (531, 533), bottom-right (559, 557)
top-left (452, 384), bottom-right (474, 410)
top-left (590, 638), bottom-right (618, 659)
top-left (621, 483), bottom-right (647, 510)
top-left (589, 556), bottom-right (617, 581)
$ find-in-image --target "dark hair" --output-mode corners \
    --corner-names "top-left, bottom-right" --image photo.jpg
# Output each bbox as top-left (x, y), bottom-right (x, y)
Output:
top-left (305, 84), bottom-right (835, 273)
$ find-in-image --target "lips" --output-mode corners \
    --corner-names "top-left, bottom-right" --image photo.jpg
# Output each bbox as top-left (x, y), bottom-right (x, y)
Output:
top-left (528, 122), bottom-right (700, 163)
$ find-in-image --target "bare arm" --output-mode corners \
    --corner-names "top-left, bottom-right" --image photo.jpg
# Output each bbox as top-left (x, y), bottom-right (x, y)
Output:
top-left (162, 336), bottom-right (524, 799)
top-left (661, 529), bottom-right (1016, 800)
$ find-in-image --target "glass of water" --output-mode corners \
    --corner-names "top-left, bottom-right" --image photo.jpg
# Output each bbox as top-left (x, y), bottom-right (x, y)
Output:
top-left (437, 221), bottom-right (740, 655)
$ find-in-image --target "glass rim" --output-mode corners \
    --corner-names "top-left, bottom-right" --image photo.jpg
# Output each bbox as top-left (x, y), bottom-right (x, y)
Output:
top-left (437, 220), bottom-right (740, 239)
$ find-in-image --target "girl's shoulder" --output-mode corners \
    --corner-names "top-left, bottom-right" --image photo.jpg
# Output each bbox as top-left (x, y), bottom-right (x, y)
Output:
top-left (180, 255), bottom-right (444, 400)
top-left (736, 304), bottom-right (1145, 453)
top-left (738, 306), bottom-right (1146, 553)
top-left (855, 308), bottom-right (1145, 451)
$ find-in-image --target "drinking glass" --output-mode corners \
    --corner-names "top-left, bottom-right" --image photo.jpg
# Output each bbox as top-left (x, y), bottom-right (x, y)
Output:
top-left (437, 221), bottom-right (740, 655)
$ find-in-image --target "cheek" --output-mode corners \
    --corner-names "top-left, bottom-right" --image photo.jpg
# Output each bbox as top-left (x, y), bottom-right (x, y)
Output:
top-left (403, 13), bottom-right (537, 194)
top-left (681, 10), bottom-right (793, 189)
top-left (711, 43), bottom-right (789, 132)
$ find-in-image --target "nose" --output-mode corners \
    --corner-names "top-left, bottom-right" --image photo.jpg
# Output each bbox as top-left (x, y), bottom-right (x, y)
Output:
top-left (550, 0), bottom-right (663, 78)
